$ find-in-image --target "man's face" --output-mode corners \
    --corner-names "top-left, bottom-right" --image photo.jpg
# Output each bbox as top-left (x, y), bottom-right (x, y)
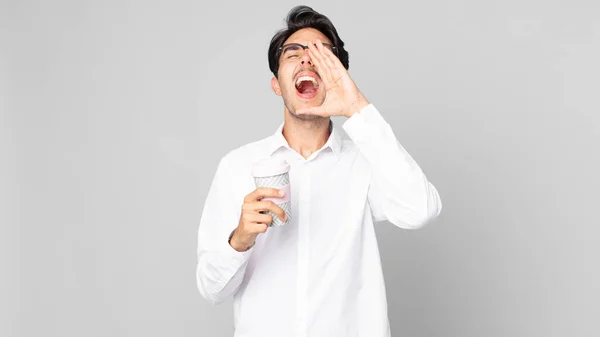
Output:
top-left (271, 28), bottom-right (332, 121)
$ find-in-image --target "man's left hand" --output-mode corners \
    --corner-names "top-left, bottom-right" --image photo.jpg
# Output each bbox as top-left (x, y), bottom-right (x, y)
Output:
top-left (296, 39), bottom-right (370, 118)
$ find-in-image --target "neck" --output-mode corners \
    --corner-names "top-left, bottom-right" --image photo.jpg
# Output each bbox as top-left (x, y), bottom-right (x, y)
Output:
top-left (282, 109), bottom-right (331, 159)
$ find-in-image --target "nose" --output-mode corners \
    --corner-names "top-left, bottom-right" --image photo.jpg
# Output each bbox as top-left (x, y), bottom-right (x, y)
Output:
top-left (300, 47), bottom-right (313, 66)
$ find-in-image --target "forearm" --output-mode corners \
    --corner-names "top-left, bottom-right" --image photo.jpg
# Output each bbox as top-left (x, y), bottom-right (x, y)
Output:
top-left (196, 157), bottom-right (252, 304)
top-left (343, 104), bottom-right (442, 228)
top-left (196, 243), bottom-right (250, 304)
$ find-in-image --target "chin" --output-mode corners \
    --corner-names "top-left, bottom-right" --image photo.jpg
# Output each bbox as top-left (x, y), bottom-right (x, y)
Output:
top-left (290, 110), bottom-right (322, 121)
top-left (282, 93), bottom-right (325, 121)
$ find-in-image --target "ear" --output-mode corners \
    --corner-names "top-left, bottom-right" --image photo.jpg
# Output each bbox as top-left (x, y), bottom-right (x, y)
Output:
top-left (271, 76), bottom-right (282, 96)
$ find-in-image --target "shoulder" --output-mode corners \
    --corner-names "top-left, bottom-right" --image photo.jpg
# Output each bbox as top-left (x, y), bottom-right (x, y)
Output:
top-left (217, 135), bottom-right (273, 172)
top-left (340, 138), bottom-right (357, 153)
top-left (339, 134), bottom-right (371, 174)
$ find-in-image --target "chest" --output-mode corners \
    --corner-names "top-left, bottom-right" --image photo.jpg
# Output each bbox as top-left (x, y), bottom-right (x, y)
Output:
top-left (234, 151), bottom-right (371, 227)
top-left (288, 160), bottom-right (355, 218)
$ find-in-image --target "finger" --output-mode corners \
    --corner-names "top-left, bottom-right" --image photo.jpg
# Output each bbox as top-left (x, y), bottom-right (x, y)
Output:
top-left (242, 214), bottom-right (270, 234)
top-left (314, 39), bottom-right (339, 75)
top-left (247, 212), bottom-right (273, 225)
top-left (252, 200), bottom-right (276, 212)
top-left (307, 40), bottom-right (325, 61)
top-left (252, 200), bottom-right (287, 221)
top-left (242, 213), bottom-right (271, 231)
top-left (244, 187), bottom-right (284, 202)
top-left (256, 223), bottom-right (269, 233)
top-left (315, 39), bottom-right (338, 70)
top-left (315, 42), bottom-right (345, 86)
top-left (307, 42), bottom-right (328, 74)
top-left (308, 50), bottom-right (334, 86)
top-left (267, 203), bottom-right (287, 221)
top-left (316, 39), bottom-right (344, 70)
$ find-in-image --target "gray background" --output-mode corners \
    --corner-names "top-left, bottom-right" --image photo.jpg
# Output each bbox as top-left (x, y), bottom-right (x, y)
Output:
top-left (3, 0), bottom-right (599, 336)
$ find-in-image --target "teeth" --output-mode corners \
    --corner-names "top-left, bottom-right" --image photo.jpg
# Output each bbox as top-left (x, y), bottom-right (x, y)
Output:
top-left (295, 75), bottom-right (318, 87)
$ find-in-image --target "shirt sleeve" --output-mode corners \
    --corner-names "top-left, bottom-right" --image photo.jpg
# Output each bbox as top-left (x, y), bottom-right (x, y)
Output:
top-left (196, 156), bottom-right (254, 304)
top-left (342, 104), bottom-right (442, 229)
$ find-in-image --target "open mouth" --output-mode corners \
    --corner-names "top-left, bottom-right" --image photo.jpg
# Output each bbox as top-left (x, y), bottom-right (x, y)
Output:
top-left (295, 74), bottom-right (319, 99)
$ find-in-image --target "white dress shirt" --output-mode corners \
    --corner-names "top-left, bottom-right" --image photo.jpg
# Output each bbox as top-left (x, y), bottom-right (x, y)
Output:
top-left (196, 104), bottom-right (442, 337)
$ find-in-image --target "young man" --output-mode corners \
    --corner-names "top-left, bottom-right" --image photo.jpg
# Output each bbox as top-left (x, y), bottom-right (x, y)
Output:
top-left (196, 5), bottom-right (442, 337)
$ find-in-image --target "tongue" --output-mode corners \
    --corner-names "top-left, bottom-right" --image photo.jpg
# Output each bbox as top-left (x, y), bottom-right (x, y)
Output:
top-left (297, 81), bottom-right (317, 94)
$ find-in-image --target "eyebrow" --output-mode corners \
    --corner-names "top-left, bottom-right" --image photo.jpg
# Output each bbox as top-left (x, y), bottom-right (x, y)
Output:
top-left (283, 41), bottom-right (333, 46)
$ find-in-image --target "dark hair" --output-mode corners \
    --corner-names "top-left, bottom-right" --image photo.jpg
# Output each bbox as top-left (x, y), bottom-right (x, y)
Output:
top-left (268, 5), bottom-right (349, 78)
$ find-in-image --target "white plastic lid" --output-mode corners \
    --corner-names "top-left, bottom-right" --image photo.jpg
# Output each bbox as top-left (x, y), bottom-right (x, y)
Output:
top-left (251, 157), bottom-right (290, 177)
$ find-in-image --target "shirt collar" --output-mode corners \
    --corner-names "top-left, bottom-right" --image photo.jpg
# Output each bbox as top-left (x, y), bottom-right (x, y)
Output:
top-left (267, 119), bottom-right (342, 158)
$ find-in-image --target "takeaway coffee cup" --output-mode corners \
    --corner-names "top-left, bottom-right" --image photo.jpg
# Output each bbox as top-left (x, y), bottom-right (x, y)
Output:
top-left (251, 158), bottom-right (292, 227)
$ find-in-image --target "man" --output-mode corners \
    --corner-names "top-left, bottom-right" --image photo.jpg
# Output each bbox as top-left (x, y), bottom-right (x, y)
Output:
top-left (196, 5), bottom-right (442, 337)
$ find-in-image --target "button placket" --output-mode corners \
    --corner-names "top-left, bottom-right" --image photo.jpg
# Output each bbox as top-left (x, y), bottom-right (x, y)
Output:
top-left (296, 161), bottom-right (311, 335)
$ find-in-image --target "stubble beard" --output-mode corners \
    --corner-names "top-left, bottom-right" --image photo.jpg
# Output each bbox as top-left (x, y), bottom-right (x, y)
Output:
top-left (283, 95), bottom-right (326, 122)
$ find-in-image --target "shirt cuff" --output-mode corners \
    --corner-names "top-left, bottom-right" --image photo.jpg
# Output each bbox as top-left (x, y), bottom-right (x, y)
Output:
top-left (218, 231), bottom-right (254, 269)
top-left (342, 103), bottom-right (385, 140)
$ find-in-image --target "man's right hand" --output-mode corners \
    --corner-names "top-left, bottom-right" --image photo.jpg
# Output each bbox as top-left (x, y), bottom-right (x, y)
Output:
top-left (229, 187), bottom-right (287, 252)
